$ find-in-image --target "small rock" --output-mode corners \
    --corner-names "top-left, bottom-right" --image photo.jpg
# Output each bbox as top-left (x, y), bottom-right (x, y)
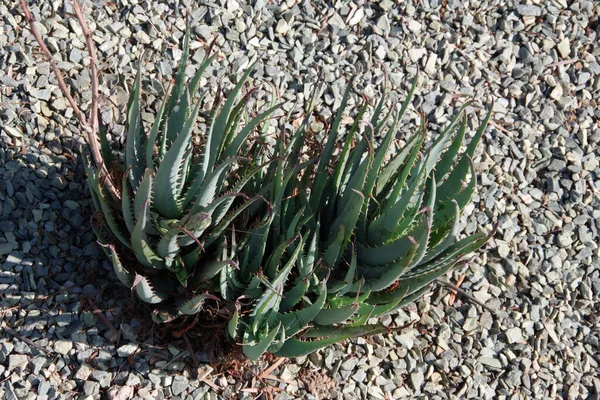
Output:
top-left (424, 53), bottom-right (438, 75)
top-left (396, 334), bottom-right (414, 349)
top-left (408, 48), bottom-right (427, 62)
top-left (578, 72), bottom-right (591, 85)
top-left (479, 357), bottom-right (502, 369)
top-left (69, 48), bottom-right (83, 64)
top-left (407, 20), bottom-right (422, 33)
top-left (348, 8), bottom-right (364, 26)
top-left (107, 385), bottom-right (134, 400)
top-left (0, 243), bottom-right (16, 256)
top-left (376, 15), bottom-right (391, 36)
top-left (84, 381), bottom-right (100, 396)
top-left (379, 0), bottom-right (394, 11)
top-left (341, 357), bottom-right (359, 371)
top-left (171, 376), bottom-right (189, 396)
top-left (352, 368), bottom-right (367, 383)
top-left (473, 290), bottom-right (492, 304)
top-left (275, 19), bottom-right (289, 35)
top-left (117, 343), bottom-right (138, 357)
top-left (75, 364), bottom-right (92, 381)
top-left (31, 356), bottom-right (46, 374)
top-left (328, 12), bottom-right (346, 30)
top-left (583, 156), bottom-right (599, 171)
top-left (498, 242), bottom-right (511, 258)
top-left (411, 370), bottom-right (424, 389)
top-left (126, 373), bottom-right (141, 386)
top-left (463, 317), bottom-right (478, 332)
top-left (92, 370), bottom-right (112, 388)
top-left (29, 88), bottom-right (52, 101)
top-left (38, 380), bottom-right (51, 397)
top-left (0, 342), bottom-right (13, 363)
top-left (516, 4), bottom-right (541, 16)
top-left (556, 39), bottom-right (570, 58)
top-left (63, 200), bottom-right (79, 210)
top-left (134, 30), bottom-right (151, 44)
top-left (556, 231), bottom-right (572, 248)
top-left (550, 85), bottom-right (563, 101)
top-left (505, 327), bottom-right (522, 344)
top-left (7, 354), bottom-right (28, 372)
top-left (53, 340), bottom-right (73, 355)
top-left (194, 26), bottom-right (213, 41)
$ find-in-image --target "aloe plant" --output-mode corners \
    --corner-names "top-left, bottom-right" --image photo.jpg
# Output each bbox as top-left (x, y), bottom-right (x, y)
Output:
top-left (221, 82), bottom-right (496, 360)
top-left (78, 27), bottom-right (494, 360)
top-left (85, 25), bottom-right (282, 323)
top-left (20, 0), bottom-right (494, 362)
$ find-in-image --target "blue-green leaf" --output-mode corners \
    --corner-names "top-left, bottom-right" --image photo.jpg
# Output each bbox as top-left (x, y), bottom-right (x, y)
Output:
top-left (153, 100), bottom-right (202, 218)
top-left (126, 67), bottom-right (144, 192)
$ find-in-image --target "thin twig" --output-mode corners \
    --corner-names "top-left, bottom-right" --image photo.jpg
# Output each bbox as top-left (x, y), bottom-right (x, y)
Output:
top-left (258, 357), bottom-right (286, 379)
top-left (86, 297), bottom-right (120, 341)
top-left (182, 332), bottom-right (199, 368)
top-left (19, 0), bottom-right (86, 124)
top-left (19, 0), bottom-right (120, 203)
top-left (489, 120), bottom-right (511, 135)
top-left (69, 0), bottom-right (121, 203)
top-left (3, 325), bottom-right (55, 355)
top-left (544, 59), bottom-right (578, 69)
top-left (71, 0), bottom-right (99, 133)
top-left (436, 279), bottom-right (498, 315)
top-left (447, 274), bottom-right (465, 306)
top-left (164, 349), bottom-right (189, 368)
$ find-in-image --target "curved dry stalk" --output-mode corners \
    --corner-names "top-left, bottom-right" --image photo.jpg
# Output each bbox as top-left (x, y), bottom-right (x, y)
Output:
top-left (20, 0), bottom-right (86, 124)
top-left (20, 0), bottom-right (121, 203)
top-left (71, 0), bottom-right (99, 133)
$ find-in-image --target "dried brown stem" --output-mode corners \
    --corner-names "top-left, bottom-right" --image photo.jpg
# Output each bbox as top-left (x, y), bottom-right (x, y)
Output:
top-left (20, 0), bottom-right (86, 124)
top-left (71, 0), bottom-right (99, 133)
top-left (4, 324), bottom-right (55, 355)
top-left (436, 279), bottom-right (498, 315)
top-left (19, 0), bottom-right (120, 203)
top-left (86, 297), bottom-right (120, 341)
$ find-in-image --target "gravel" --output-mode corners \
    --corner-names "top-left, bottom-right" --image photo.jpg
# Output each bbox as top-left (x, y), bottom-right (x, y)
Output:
top-left (1, 1), bottom-right (599, 399)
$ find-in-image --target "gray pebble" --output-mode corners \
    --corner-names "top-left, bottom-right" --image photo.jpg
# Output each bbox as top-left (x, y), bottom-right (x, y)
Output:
top-left (7, 354), bottom-right (28, 372)
top-left (516, 4), bottom-right (542, 16)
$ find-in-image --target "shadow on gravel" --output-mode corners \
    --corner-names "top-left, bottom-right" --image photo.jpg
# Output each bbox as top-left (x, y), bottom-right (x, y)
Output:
top-left (0, 136), bottom-right (212, 390)
top-left (0, 137), bottom-right (136, 348)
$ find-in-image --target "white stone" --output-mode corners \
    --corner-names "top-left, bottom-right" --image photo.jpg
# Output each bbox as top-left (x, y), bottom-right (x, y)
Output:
top-left (479, 357), bottom-right (502, 368)
top-left (117, 344), bottom-right (138, 357)
top-left (407, 20), bottom-right (422, 33)
top-left (54, 340), bottom-right (73, 355)
top-left (411, 370), bottom-right (424, 389)
top-left (408, 48), bottom-right (427, 62)
top-left (134, 30), bottom-right (151, 44)
top-left (550, 84), bottom-right (563, 101)
top-left (275, 19), bottom-right (289, 35)
top-left (556, 38), bottom-right (570, 58)
top-left (172, 48), bottom-right (183, 62)
top-left (463, 317), bottom-right (479, 332)
top-left (379, 0), bottom-right (394, 11)
top-left (348, 8), bottom-right (364, 26)
top-left (505, 327), bottom-right (522, 344)
top-left (424, 53), bottom-right (438, 75)
top-left (395, 334), bottom-right (414, 349)
top-left (75, 364), bottom-right (92, 380)
top-left (7, 355), bottom-right (28, 372)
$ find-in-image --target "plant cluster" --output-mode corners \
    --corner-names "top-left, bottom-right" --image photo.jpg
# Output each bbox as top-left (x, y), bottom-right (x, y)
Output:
top-left (22, 2), bottom-right (494, 361)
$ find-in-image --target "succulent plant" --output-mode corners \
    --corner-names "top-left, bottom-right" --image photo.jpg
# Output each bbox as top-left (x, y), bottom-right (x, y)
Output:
top-left (21, 0), bottom-right (493, 363)
top-left (84, 26), bottom-right (282, 323)
top-left (79, 27), bottom-right (494, 361)
top-left (221, 81), bottom-right (496, 359)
